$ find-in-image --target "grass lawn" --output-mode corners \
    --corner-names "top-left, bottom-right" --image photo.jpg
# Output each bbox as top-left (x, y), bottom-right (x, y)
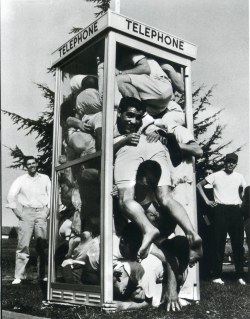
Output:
top-left (2, 239), bottom-right (250, 319)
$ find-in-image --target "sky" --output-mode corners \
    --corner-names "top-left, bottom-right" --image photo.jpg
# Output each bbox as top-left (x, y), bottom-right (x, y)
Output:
top-left (1, 0), bottom-right (249, 226)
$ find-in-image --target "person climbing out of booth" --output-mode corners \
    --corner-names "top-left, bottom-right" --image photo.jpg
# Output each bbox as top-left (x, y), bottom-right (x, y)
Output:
top-left (113, 96), bottom-right (202, 262)
top-left (115, 48), bottom-right (186, 133)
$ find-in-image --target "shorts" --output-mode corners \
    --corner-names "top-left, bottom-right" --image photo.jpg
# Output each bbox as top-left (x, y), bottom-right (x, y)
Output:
top-left (129, 74), bottom-right (173, 114)
top-left (114, 135), bottom-right (171, 188)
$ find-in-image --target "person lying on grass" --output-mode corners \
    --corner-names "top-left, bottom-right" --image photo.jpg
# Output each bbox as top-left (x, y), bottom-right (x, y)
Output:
top-left (61, 221), bottom-right (190, 312)
top-left (104, 222), bottom-right (191, 312)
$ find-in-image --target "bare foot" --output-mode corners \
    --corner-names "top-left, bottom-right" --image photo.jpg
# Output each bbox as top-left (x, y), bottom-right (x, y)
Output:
top-left (187, 232), bottom-right (203, 267)
top-left (138, 228), bottom-right (160, 260)
top-left (65, 237), bottom-right (80, 259)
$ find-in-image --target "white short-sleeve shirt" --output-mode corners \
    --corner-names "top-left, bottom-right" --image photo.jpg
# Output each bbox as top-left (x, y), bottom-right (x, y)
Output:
top-left (206, 170), bottom-right (246, 205)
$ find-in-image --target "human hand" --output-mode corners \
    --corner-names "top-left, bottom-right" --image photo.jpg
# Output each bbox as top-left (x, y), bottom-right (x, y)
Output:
top-left (132, 287), bottom-right (146, 301)
top-left (96, 56), bottom-right (101, 66)
top-left (206, 200), bottom-right (217, 208)
top-left (165, 282), bottom-right (182, 312)
top-left (126, 133), bottom-right (140, 146)
top-left (166, 295), bottom-right (182, 312)
top-left (13, 208), bottom-right (22, 220)
top-left (146, 131), bottom-right (160, 143)
top-left (80, 122), bottom-right (93, 134)
top-left (111, 185), bottom-right (119, 197)
top-left (186, 232), bottom-right (203, 266)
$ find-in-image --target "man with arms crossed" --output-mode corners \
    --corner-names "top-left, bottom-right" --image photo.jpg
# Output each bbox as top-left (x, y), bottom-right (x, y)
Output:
top-left (6, 156), bottom-right (51, 284)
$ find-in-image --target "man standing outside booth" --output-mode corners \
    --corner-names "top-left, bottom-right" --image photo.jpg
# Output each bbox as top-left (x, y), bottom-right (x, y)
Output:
top-left (6, 156), bottom-right (51, 284)
top-left (197, 153), bottom-right (246, 285)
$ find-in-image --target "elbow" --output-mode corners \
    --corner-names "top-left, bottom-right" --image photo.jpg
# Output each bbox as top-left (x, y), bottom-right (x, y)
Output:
top-left (66, 117), bottom-right (74, 126)
top-left (177, 82), bottom-right (185, 94)
top-left (143, 65), bottom-right (151, 75)
top-left (196, 183), bottom-right (202, 191)
top-left (195, 148), bottom-right (203, 158)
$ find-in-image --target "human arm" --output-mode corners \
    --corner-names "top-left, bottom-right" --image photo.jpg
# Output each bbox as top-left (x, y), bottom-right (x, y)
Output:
top-left (148, 244), bottom-right (181, 311)
top-left (114, 133), bottom-right (140, 153)
top-left (197, 179), bottom-right (217, 207)
top-left (117, 56), bottom-right (151, 76)
top-left (239, 176), bottom-right (246, 201)
top-left (160, 63), bottom-right (184, 93)
top-left (102, 300), bottom-right (149, 313)
top-left (179, 141), bottom-right (203, 158)
top-left (164, 261), bottom-right (182, 312)
top-left (6, 178), bottom-right (23, 219)
top-left (66, 116), bottom-right (93, 134)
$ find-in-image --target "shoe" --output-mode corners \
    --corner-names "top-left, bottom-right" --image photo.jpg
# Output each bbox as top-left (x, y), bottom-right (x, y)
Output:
top-left (179, 298), bottom-right (191, 307)
top-left (42, 277), bottom-right (48, 282)
top-left (238, 278), bottom-right (246, 285)
top-left (12, 278), bottom-right (21, 285)
top-left (212, 278), bottom-right (224, 285)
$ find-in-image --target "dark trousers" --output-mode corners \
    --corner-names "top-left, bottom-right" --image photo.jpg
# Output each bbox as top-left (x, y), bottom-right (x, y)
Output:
top-left (212, 204), bottom-right (244, 279)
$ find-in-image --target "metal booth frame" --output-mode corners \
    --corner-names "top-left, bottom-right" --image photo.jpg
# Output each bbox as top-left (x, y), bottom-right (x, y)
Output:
top-left (47, 9), bottom-right (198, 307)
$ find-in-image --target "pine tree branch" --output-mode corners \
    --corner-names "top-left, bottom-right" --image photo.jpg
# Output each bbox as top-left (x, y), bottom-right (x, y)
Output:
top-left (85, 0), bottom-right (111, 17)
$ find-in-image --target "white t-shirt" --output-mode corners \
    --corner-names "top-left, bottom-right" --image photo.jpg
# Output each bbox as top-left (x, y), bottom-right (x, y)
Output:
top-left (206, 170), bottom-right (246, 205)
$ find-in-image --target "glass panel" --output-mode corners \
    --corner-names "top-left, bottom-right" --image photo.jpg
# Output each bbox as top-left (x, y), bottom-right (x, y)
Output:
top-left (113, 44), bottom-right (189, 303)
top-left (54, 156), bottom-right (101, 285)
top-left (59, 40), bottom-right (105, 162)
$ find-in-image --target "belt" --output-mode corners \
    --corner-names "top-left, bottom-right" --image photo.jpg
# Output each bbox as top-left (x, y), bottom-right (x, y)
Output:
top-left (217, 203), bottom-right (240, 207)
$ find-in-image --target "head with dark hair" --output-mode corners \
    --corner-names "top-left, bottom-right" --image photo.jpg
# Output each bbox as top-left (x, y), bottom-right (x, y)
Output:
top-left (136, 160), bottom-right (162, 191)
top-left (224, 153), bottom-right (238, 174)
top-left (117, 97), bottom-right (145, 135)
top-left (24, 156), bottom-right (38, 177)
top-left (204, 165), bottom-right (213, 177)
top-left (119, 222), bottom-right (143, 261)
top-left (24, 156), bottom-right (37, 166)
top-left (81, 75), bottom-right (98, 90)
top-left (118, 97), bottom-right (146, 114)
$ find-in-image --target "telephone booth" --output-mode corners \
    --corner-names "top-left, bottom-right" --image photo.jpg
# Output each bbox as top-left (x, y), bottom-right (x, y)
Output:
top-left (47, 10), bottom-right (198, 307)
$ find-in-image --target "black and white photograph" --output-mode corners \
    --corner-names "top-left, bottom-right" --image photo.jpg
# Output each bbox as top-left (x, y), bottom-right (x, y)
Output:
top-left (1, 0), bottom-right (249, 318)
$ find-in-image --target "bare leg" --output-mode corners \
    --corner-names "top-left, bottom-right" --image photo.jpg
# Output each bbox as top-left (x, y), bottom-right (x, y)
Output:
top-left (119, 187), bottom-right (159, 260)
top-left (116, 74), bottom-right (141, 99)
top-left (155, 185), bottom-right (203, 262)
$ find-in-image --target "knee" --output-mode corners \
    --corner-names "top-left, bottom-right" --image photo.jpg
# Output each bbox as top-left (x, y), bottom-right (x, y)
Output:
top-left (118, 197), bottom-right (130, 212)
top-left (158, 195), bottom-right (172, 208)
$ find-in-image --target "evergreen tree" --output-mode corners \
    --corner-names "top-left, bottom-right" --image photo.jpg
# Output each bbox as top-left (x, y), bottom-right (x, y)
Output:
top-left (182, 85), bottom-right (243, 182)
top-left (2, 83), bottom-right (54, 177)
top-left (85, 0), bottom-right (110, 17)
top-left (3, 82), bottom-right (242, 180)
top-left (2, 2), bottom-right (244, 179)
